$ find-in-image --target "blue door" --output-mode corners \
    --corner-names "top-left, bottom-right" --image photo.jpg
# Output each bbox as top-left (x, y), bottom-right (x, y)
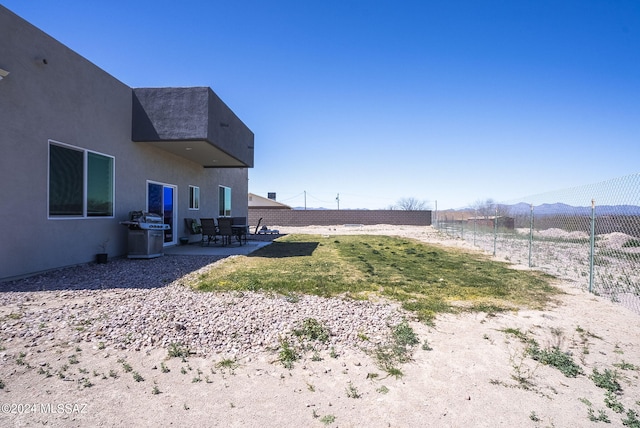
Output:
top-left (147, 182), bottom-right (175, 244)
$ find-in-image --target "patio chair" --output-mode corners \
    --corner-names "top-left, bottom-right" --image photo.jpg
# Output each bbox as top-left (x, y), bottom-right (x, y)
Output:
top-left (199, 218), bottom-right (218, 246)
top-left (231, 217), bottom-right (248, 244)
top-left (217, 217), bottom-right (233, 246)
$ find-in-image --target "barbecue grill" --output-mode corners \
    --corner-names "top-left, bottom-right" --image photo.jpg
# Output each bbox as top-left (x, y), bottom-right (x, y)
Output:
top-left (120, 211), bottom-right (170, 258)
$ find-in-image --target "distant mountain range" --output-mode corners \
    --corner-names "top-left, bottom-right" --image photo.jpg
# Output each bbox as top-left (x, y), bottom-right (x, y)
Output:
top-left (289, 203), bottom-right (640, 216)
top-left (292, 207), bottom-right (371, 211)
top-left (488, 203), bottom-right (640, 216)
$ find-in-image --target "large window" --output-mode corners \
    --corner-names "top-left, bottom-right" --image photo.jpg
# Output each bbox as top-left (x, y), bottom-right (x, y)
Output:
top-left (219, 185), bottom-right (231, 217)
top-left (189, 185), bottom-right (200, 210)
top-left (48, 141), bottom-right (114, 218)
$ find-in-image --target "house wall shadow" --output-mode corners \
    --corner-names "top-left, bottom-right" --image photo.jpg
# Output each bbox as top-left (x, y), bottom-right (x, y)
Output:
top-left (248, 241), bottom-right (319, 258)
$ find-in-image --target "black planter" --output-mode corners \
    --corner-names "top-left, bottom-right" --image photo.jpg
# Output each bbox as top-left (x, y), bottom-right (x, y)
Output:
top-left (96, 253), bottom-right (108, 264)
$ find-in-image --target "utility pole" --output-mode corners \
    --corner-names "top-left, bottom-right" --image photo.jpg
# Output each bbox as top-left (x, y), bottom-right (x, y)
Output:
top-left (304, 191), bottom-right (306, 210)
top-left (336, 193), bottom-right (340, 210)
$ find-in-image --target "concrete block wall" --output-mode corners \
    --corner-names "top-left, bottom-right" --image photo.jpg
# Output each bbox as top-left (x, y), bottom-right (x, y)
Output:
top-left (248, 209), bottom-right (432, 229)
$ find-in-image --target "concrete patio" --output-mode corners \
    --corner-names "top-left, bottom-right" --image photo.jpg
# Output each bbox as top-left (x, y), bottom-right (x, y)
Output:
top-left (164, 237), bottom-right (276, 257)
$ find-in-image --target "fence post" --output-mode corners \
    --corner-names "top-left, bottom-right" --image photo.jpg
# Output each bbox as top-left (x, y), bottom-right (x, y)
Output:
top-left (473, 209), bottom-right (477, 246)
top-left (589, 199), bottom-right (596, 293)
top-left (529, 204), bottom-right (533, 268)
top-left (434, 200), bottom-right (438, 229)
top-left (493, 206), bottom-right (498, 256)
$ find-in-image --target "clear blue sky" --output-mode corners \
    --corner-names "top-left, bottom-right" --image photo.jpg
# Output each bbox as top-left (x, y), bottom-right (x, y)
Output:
top-left (5, 1), bottom-right (639, 209)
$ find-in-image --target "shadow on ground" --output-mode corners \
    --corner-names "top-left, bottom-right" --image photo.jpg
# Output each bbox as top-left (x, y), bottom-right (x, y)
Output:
top-left (249, 241), bottom-right (319, 258)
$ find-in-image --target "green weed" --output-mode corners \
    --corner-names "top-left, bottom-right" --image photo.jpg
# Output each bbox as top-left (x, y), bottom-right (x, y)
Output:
top-left (168, 342), bottom-right (191, 359)
top-left (320, 414), bottom-right (336, 425)
top-left (293, 318), bottom-right (330, 343)
top-left (604, 391), bottom-right (624, 413)
top-left (614, 361), bottom-right (639, 371)
top-left (372, 321), bottom-right (419, 378)
top-left (622, 409), bottom-right (640, 428)
top-left (215, 358), bottom-right (239, 370)
top-left (345, 382), bottom-right (361, 398)
top-left (588, 407), bottom-right (610, 423)
top-left (590, 368), bottom-right (621, 393)
top-left (527, 341), bottom-right (583, 378)
top-left (278, 339), bottom-right (299, 369)
top-left (376, 385), bottom-right (389, 394)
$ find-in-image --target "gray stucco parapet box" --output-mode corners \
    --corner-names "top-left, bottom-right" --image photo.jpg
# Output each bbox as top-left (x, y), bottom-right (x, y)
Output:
top-left (132, 87), bottom-right (254, 168)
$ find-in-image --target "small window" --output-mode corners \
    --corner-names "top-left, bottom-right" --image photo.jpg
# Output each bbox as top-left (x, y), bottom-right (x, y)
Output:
top-left (189, 186), bottom-right (200, 210)
top-left (48, 141), bottom-right (114, 218)
top-left (219, 185), bottom-right (231, 217)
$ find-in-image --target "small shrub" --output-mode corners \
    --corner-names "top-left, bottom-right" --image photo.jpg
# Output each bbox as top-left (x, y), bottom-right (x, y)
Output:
top-left (588, 407), bottom-right (610, 423)
top-left (392, 321), bottom-right (419, 347)
top-left (278, 339), bottom-right (299, 369)
top-left (122, 362), bottom-right (133, 373)
top-left (160, 362), bottom-right (170, 373)
top-left (293, 318), bottom-right (330, 343)
top-left (215, 358), bottom-right (239, 370)
top-left (376, 385), bottom-right (389, 394)
top-left (614, 361), bottom-right (639, 371)
top-left (168, 342), bottom-right (190, 359)
top-left (590, 368), bottom-right (621, 393)
top-left (132, 371), bottom-right (144, 382)
top-left (345, 382), bottom-right (361, 399)
top-left (372, 320), bottom-right (419, 378)
top-left (527, 342), bottom-right (583, 378)
top-left (501, 327), bottom-right (530, 342)
top-left (622, 409), bottom-right (640, 428)
top-left (604, 391), bottom-right (624, 413)
top-left (320, 414), bottom-right (336, 425)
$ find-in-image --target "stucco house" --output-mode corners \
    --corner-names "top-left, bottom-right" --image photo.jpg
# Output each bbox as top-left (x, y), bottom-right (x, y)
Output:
top-left (0, 6), bottom-right (254, 280)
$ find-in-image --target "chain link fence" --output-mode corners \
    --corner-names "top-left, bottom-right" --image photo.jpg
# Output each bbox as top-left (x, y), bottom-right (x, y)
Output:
top-left (434, 173), bottom-right (640, 315)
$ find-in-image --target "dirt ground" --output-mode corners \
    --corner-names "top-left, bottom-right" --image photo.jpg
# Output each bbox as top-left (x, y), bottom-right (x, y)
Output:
top-left (1, 225), bottom-right (639, 427)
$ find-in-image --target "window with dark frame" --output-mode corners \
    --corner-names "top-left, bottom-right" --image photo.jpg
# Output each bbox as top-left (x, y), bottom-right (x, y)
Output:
top-left (189, 185), bottom-right (200, 210)
top-left (218, 185), bottom-right (231, 217)
top-left (48, 141), bottom-right (114, 218)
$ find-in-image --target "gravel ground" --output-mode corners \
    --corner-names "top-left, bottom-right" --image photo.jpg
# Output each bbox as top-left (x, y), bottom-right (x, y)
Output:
top-left (0, 253), bottom-right (403, 359)
top-left (2, 226), bottom-right (639, 428)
